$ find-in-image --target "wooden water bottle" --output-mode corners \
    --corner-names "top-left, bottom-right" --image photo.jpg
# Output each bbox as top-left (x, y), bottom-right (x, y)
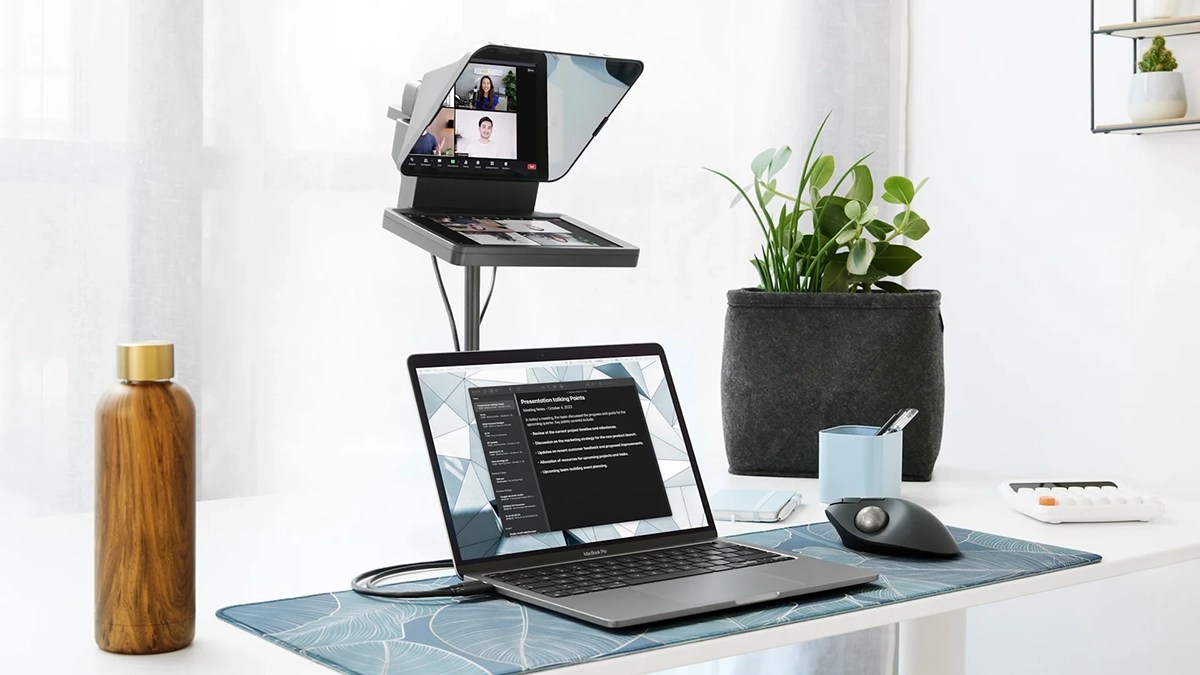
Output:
top-left (95, 341), bottom-right (195, 653)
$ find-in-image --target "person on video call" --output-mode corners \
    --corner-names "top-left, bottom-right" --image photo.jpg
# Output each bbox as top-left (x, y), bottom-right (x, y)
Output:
top-left (466, 116), bottom-right (504, 158)
top-left (474, 75), bottom-right (500, 111)
top-left (411, 129), bottom-right (443, 155)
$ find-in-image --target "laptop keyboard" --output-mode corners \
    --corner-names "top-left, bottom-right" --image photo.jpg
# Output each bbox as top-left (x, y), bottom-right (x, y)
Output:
top-left (488, 541), bottom-right (791, 598)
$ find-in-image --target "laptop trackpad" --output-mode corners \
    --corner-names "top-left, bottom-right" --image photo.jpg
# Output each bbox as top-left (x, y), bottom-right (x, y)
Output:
top-left (639, 569), bottom-right (793, 605)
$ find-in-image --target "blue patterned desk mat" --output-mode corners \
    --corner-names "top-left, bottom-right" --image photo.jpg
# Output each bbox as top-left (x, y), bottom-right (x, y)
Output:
top-left (217, 523), bottom-right (1100, 674)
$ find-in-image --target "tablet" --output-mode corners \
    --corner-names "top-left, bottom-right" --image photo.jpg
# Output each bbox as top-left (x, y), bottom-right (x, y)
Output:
top-left (381, 208), bottom-right (638, 268)
top-left (409, 214), bottom-right (619, 248)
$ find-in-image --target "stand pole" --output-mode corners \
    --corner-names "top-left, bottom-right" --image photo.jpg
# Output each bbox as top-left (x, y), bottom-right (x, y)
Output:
top-left (464, 265), bottom-right (481, 351)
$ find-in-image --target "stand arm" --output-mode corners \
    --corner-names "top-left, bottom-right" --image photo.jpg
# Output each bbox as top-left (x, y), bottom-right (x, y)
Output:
top-left (464, 266), bottom-right (481, 351)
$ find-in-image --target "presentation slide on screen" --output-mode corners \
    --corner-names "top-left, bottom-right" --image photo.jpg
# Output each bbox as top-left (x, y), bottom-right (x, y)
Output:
top-left (469, 378), bottom-right (672, 537)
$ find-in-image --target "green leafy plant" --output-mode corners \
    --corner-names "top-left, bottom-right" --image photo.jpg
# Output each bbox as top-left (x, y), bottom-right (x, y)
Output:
top-left (1139, 36), bottom-right (1178, 72)
top-left (706, 114), bottom-right (930, 293)
top-left (503, 70), bottom-right (518, 111)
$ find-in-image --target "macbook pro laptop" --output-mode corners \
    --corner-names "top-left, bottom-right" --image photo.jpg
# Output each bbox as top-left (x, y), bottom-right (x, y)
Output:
top-left (408, 343), bottom-right (878, 627)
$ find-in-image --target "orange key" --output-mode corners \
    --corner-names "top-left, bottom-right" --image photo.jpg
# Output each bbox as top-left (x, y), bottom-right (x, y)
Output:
top-left (1038, 496), bottom-right (1058, 506)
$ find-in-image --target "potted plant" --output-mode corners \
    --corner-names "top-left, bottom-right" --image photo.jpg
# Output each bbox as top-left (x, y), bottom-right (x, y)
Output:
top-left (1138, 0), bottom-right (1180, 20)
top-left (707, 114), bottom-right (944, 481)
top-left (1129, 35), bottom-right (1186, 123)
top-left (503, 70), bottom-right (518, 112)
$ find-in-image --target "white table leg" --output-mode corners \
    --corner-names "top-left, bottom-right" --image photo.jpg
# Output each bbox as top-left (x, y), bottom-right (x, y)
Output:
top-left (897, 609), bottom-right (966, 675)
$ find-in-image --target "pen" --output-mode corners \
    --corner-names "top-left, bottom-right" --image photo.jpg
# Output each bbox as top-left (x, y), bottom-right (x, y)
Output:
top-left (875, 408), bottom-right (919, 436)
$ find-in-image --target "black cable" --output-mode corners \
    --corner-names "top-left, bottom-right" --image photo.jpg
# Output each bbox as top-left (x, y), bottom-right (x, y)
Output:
top-left (430, 255), bottom-right (461, 351)
top-left (370, 266), bottom-right (503, 599)
top-left (480, 267), bottom-right (498, 322)
top-left (351, 559), bottom-right (493, 599)
top-left (431, 256), bottom-right (499, 351)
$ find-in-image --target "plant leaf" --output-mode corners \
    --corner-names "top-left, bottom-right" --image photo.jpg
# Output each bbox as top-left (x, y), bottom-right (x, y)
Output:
top-left (848, 164), bottom-right (873, 206)
top-left (821, 254), bottom-right (850, 292)
top-left (848, 270), bottom-right (887, 288)
top-left (881, 192), bottom-right (902, 204)
top-left (730, 183), bottom-right (753, 208)
top-left (905, 217), bottom-right (930, 240)
top-left (913, 177), bottom-right (929, 195)
top-left (843, 199), bottom-right (863, 223)
top-left (705, 166), bottom-right (770, 244)
top-left (763, 179), bottom-right (777, 207)
top-left (835, 227), bottom-right (856, 246)
top-left (875, 280), bottom-right (910, 293)
top-left (798, 112), bottom-right (831, 192)
top-left (871, 243), bottom-right (922, 276)
top-left (864, 219), bottom-right (893, 239)
top-left (847, 238), bottom-right (876, 275)
top-left (815, 195), bottom-right (850, 238)
top-left (883, 176), bottom-right (915, 205)
top-left (751, 148), bottom-right (775, 178)
top-left (768, 146), bottom-right (792, 179)
top-left (811, 155), bottom-right (835, 189)
top-left (751, 257), bottom-right (769, 289)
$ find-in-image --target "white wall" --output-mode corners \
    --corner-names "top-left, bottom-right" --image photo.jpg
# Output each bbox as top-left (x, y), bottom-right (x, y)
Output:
top-left (908, 1), bottom-right (1200, 672)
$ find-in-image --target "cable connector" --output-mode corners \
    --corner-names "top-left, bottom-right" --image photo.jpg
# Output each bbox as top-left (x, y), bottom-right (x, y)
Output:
top-left (449, 580), bottom-right (494, 596)
top-left (351, 559), bottom-right (496, 599)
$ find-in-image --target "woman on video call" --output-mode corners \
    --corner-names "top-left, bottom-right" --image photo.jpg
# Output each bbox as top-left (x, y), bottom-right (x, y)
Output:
top-left (474, 75), bottom-right (500, 111)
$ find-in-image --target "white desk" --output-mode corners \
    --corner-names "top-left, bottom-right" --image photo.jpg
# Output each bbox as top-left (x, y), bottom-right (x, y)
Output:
top-left (4, 465), bottom-right (1198, 674)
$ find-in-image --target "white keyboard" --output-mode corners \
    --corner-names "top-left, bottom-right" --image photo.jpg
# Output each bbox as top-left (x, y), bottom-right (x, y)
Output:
top-left (999, 480), bottom-right (1164, 524)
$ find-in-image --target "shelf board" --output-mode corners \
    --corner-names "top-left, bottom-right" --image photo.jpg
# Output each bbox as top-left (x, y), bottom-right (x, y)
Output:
top-left (1094, 117), bottom-right (1200, 134)
top-left (1095, 16), bottom-right (1200, 38)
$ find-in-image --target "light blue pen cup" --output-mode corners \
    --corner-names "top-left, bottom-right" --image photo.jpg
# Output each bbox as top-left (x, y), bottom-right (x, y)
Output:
top-left (817, 425), bottom-right (902, 503)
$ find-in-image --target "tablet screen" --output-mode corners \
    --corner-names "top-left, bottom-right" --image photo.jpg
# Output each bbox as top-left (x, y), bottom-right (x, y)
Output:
top-left (412, 215), bottom-right (618, 247)
top-left (403, 57), bottom-right (545, 181)
top-left (399, 46), bottom-right (643, 183)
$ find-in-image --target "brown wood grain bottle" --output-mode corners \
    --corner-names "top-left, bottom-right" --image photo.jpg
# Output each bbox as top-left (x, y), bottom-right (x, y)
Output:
top-left (95, 341), bottom-right (195, 654)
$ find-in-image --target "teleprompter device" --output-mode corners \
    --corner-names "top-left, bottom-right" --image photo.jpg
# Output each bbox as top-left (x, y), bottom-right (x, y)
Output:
top-left (383, 45), bottom-right (645, 349)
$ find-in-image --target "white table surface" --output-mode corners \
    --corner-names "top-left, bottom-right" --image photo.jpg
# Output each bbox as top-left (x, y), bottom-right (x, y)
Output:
top-left (3, 465), bottom-right (1198, 674)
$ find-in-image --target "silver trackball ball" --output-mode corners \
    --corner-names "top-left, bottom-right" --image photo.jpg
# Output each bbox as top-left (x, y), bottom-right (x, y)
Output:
top-left (854, 505), bottom-right (889, 533)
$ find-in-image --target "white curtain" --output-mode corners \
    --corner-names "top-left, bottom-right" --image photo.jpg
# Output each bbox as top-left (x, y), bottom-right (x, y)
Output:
top-left (3, 1), bottom-right (904, 672)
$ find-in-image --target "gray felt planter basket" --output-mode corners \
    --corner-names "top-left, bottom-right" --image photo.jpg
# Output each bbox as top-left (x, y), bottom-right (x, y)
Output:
top-left (721, 288), bottom-right (944, 481)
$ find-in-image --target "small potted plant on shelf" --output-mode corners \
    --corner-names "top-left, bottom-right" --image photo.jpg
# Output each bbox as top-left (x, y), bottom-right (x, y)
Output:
top-left (1138, 0), bottom-right (1180, 20)
top-left (1129, 35), bottom-right (1187, 122)
top-left (707, 114), bottom-right (944, 482)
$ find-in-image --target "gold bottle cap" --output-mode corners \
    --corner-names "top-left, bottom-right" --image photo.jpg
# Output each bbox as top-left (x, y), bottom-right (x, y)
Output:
top-left (117, 342), bottom-right (174, 382)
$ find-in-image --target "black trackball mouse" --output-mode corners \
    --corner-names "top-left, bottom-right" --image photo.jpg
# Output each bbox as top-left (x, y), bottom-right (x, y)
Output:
top-left (825, 497), bottom-right (960, 558)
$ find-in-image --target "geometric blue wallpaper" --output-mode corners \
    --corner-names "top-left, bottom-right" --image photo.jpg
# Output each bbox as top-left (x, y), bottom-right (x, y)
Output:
top-left (416, 356), bottom-right (709, 560)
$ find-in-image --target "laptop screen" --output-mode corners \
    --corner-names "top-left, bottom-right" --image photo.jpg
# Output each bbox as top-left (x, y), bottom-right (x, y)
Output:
top-left (411, 347), bottom-right (712, 563)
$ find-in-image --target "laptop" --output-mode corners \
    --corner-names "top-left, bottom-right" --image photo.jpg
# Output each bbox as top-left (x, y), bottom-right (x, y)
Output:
top-left (408, 343), bottom-right (878, 628)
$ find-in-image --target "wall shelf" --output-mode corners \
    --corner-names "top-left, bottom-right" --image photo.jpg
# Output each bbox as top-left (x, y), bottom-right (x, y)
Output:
top-left (1094, 116), bottom-right (1200, 133)
top-left (1091, 2), bottom-right (1200, 135)
top-left (1095, 16), bottom-right (1200, 38)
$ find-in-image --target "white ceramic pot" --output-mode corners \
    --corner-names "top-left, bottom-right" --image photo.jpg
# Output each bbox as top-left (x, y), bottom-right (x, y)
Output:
top-left (1139, 0), bottom-right (1181, 19)
top-left (1129, 71), bottom-right (1188, 122)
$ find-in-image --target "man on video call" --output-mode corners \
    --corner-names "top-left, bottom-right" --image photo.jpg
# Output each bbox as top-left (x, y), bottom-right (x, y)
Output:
top-left (464, 116), bottom-right (512, 159)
